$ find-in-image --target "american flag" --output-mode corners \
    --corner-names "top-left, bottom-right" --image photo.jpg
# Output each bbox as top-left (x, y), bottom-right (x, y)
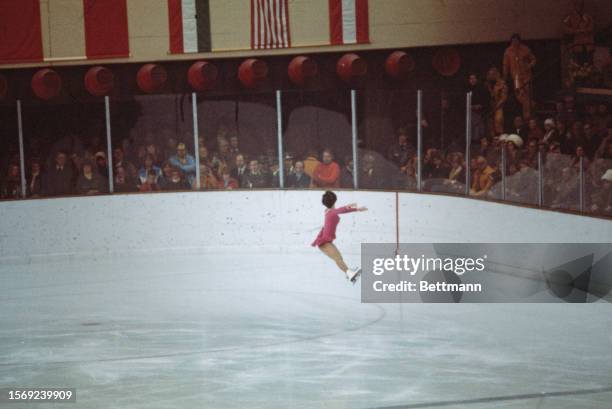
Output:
top-left (251, 0), bottom-right (291, 49)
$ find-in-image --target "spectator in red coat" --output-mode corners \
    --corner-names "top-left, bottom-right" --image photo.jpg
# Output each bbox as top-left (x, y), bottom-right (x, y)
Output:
top-left (312, 149), bottom-right (340, 188)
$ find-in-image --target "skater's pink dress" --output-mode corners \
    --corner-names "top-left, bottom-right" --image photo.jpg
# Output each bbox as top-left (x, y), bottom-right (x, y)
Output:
top-left (311, 206), bottom-right (356, 247)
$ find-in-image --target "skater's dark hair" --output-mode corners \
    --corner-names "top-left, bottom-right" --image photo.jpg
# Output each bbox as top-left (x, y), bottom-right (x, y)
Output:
top-left (322, 191), bottom-right (337, 208)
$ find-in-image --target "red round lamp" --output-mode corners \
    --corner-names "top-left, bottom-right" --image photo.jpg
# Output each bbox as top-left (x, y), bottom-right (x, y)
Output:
top-left (385, 51), bottom-right (415, 79)
top-left (84, 66), bottom-right (114, 96)
top-left (31, 68), bottom-right (62, 100)
top-left (137, 64), bottom-right (168, 93)
top-left (336, 53), bottom-right (367, 83)
top-left (288, 56), bottom-right (318, 86)
top-left (188, 61), bottom-right (218, 92)
top-left (238, 58), bottom-right (268, 88)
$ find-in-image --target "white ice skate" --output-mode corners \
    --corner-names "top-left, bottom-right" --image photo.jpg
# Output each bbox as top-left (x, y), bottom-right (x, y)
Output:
top-left (346, 267), bottom-right (362, 283)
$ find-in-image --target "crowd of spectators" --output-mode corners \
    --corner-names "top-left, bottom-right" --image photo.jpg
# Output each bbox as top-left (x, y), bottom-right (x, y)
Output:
top-left (1, 95), bottom-right (610, 218)
top-left (1, 92), bottom-right (611, 217)
top-left (378, 92), bottom-right (612, 215)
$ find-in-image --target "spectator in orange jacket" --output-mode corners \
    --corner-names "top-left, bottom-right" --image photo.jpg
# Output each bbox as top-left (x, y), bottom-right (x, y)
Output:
top-left (303, 150), bottom-right (321, 178)
top-left (312, 149), bottom-right (341, 188)
top-left (470, 156), bottom-right (496, 197)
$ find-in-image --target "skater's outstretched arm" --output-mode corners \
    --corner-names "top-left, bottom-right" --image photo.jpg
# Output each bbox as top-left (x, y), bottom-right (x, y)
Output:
top-left (336, 204), bottom-right (368, 214)
top-left (346, 203), bottom-right (368, 211)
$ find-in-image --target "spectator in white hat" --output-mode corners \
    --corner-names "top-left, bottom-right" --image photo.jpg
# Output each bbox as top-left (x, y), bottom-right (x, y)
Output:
top-left (506, 134), bottom-right (524, 148)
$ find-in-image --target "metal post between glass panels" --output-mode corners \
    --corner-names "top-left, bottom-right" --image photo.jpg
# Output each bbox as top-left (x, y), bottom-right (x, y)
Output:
top-left (579, 156), bottom-right (584, 212)
top-left (501, 143), bottom-right (506, 201)
top-left (350, 90), bottom-right (358, 189)
top-left (276, 90), bottom-right (285, 189)
top-left (440, 93), bottom-right (445, 150)
top-left (192, 92), bottom-right (201, 190)
top-left (465, 92), bottom-right (472, 195)
top-left (104, 96), bottom-right (114, 193)
top-left (16, 100), bottom-right (26, 198)
top-left (537, 151), bottom-right (543, 207)
top-left (417, 90), bottom-right (422, 192)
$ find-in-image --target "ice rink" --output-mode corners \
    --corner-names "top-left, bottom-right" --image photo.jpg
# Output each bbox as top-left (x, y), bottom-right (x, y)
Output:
top-left (2, 251), bottom-right (612, 409)
top-left (1, 190), bottom-right (611, 408)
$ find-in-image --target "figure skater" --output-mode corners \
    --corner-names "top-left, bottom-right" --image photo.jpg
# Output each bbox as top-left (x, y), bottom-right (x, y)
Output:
top-left (312, 191), bottom-right (367, 282)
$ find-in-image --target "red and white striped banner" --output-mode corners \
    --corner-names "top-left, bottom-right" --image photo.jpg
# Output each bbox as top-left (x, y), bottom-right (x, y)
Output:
top-left (168, 0), bottom-right (212, 53)
top-left (329, 0), bottom-right (369, 45)
top-left (250, 0), bottom-right (291, 50)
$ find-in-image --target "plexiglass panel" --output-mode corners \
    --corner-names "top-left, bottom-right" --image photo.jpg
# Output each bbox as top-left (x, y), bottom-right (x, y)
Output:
top-left (110, 93), bottom-right (195, 193)
top-left (198, 92), bottom-right (278, 190)
top-left (282, 89), bottom-right (351, 190)
top-left (21, 98), bottom-right (106, 198)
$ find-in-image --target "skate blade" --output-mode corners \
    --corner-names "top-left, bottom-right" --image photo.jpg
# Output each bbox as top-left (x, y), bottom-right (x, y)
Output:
top-left (350, 269), bottom-right (362, 284)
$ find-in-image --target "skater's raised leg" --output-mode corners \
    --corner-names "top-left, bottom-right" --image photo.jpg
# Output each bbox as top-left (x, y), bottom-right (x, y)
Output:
top-left (319, 243), bottom-right (349, 274)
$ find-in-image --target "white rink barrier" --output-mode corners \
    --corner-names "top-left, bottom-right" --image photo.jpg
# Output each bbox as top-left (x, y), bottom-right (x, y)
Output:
top-left (0, 190), bottom-right (611, 262)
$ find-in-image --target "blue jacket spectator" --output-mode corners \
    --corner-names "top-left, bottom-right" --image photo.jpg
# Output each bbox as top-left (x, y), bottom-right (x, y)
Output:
top-left (169, 143), bottom-right (196, 185)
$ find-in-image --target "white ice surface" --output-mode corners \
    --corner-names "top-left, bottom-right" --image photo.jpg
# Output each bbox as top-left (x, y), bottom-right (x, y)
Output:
top-left (1, 251), bottom-right (612, 409)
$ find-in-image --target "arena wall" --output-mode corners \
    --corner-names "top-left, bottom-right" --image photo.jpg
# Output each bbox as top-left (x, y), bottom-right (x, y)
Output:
top-left (0, 191), bottom-right (609, 263)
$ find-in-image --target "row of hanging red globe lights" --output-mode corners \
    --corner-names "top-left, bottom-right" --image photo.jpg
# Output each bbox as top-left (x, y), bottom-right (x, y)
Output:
top-left (6, 50), bottom-right (423, 100)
